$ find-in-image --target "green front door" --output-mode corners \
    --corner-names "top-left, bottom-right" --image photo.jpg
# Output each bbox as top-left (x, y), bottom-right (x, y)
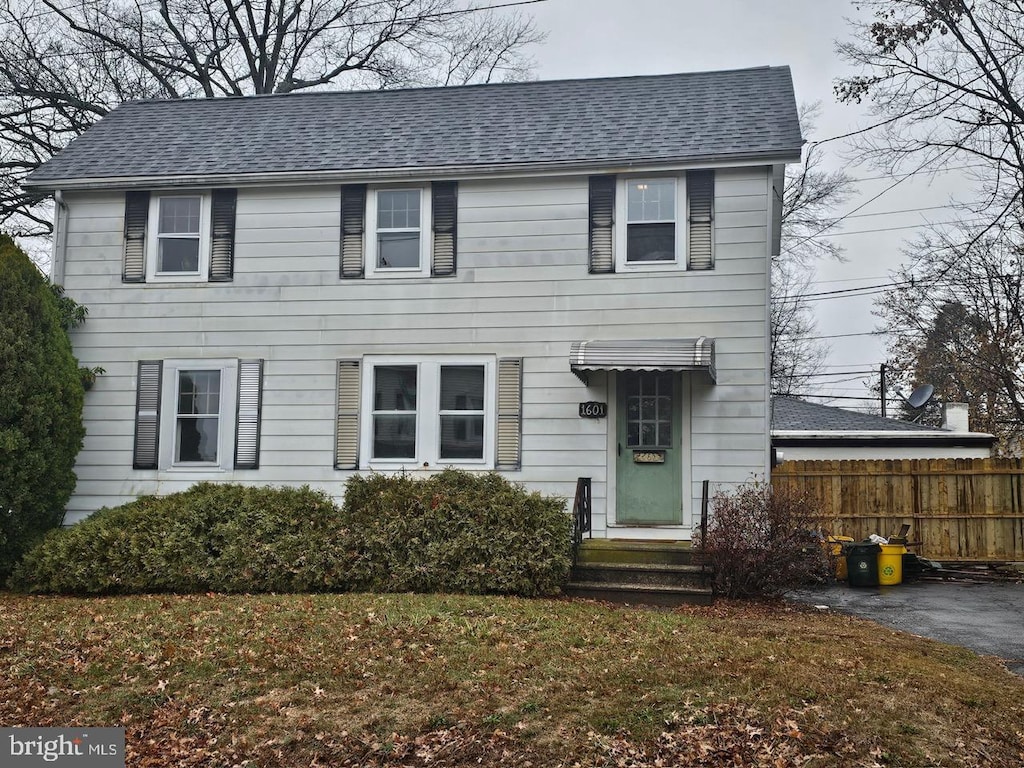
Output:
top-left (615, 372), bottom-right (683, 525)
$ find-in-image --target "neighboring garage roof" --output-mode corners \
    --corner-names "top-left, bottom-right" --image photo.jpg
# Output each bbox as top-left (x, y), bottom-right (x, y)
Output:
top-left (26, 66), bottom-right (803, 189)
top-left (771, 396), bottom-right (996, 449)
top-left (772, 396), bottom-right (935, 433)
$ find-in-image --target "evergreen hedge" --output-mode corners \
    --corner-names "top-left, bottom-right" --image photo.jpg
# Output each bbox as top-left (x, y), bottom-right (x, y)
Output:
top-left (10, 472), bottom-right (572, 597)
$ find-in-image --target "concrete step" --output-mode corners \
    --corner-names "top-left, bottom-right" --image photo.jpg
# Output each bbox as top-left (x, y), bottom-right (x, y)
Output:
top-left (570, 561), bottom-right (708, 589)
top-left (575, 538), bottom-right (703, 567)
top-left (565, 581), bottom-right (715, 607)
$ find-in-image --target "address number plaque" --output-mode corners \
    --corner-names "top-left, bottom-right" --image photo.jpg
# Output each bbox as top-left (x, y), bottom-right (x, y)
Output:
top-left (578, 401), bottom-right (607, 419)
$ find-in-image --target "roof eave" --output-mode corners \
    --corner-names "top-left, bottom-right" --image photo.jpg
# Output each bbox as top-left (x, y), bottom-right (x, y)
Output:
top-left (771, 430), bottom-right (996, 448)
top-left (24, 149), bottom-right (804, 191)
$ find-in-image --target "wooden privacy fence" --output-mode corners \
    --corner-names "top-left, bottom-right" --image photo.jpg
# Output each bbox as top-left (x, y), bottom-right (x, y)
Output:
top-left (772, 458), bottom-right (1024, 562)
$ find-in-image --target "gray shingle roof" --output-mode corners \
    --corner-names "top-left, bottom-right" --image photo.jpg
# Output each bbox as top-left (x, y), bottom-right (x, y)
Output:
top-left (771, 396), bottom-right (942, 433)
top-left (27, 67), bottom-right (802, 187)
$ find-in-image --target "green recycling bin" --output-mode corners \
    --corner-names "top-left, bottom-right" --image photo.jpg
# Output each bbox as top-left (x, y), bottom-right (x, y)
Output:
top-left (846, 543), bottom-right (881, 587)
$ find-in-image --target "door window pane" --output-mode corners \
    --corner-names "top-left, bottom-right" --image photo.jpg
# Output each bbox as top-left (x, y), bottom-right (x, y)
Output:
top-left (624, 372), bottom-right (673, 448)
top-left (440, 365), bottom-right (485, 460)
top-left (175, 369), bottom-right (220, 463)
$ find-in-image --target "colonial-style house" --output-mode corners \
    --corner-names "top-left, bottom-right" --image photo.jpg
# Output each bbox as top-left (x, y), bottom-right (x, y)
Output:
top-left (26, 67), bottom-right (803, 549)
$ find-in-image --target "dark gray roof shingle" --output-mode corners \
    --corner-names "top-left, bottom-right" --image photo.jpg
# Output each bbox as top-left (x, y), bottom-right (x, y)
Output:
top-left (27, 67), bottom-right (802, 186)
top-left (771, 396), bottom-right (942, 433)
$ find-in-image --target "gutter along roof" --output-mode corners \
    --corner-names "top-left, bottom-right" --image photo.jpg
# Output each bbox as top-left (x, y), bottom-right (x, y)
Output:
top-left (27, 67), bottom-right (803, 190)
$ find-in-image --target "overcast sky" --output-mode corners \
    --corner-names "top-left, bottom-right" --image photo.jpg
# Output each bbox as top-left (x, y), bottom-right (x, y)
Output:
top-left (525, 0), bottom-right (965, 411)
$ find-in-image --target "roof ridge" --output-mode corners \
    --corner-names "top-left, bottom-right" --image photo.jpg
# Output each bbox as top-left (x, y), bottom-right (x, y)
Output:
top-left (116, 66), bottom-right (788, 107)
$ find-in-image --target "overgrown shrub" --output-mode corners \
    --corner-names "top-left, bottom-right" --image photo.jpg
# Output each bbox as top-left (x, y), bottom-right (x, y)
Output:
top-left (11, 472), bottom-right (572, 597)
top-left (9, 484), bottom-right (351, 594)
top-left (695, 483), bottom-right (832, 599)
top-left (342, 470), bottom-right (571, 597)
top-left (0, 235), bottom-right (85, 580)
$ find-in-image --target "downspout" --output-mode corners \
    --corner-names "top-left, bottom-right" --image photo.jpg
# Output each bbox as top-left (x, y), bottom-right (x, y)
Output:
top-left (52, 189), bottom-right (68, 285)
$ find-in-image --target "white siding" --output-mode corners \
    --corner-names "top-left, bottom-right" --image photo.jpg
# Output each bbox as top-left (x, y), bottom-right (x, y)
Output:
top-left (60, 169), bottom-right (771, 530)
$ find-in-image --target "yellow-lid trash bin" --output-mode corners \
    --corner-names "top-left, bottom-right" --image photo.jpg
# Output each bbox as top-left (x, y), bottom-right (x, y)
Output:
top-left (878, 543), bottom-right (908, 585)
top-left (827, 536), bottom-right (855, 580)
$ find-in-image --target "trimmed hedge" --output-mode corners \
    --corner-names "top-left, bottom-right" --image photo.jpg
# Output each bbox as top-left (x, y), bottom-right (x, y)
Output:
top-left (9, 484), bottom-right (350, 594)
top-left (343, 470), bottom-right (572, 597)
top-left (10, 471), bottom-right (572, 597)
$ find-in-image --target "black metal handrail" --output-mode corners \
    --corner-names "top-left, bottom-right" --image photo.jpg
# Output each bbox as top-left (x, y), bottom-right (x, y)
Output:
top-left (571, 477), bottom-right (592, 562)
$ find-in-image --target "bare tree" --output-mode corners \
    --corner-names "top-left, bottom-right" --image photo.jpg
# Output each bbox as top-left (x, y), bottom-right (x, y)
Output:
top-left (0, 0), bottom-right (543, 237)
top-left (772, 103), bottom-right (854, 395)
top-left (836, 0), bottom-right (1024, 237)
top-left (877, 230), bottom-right (1024, 452)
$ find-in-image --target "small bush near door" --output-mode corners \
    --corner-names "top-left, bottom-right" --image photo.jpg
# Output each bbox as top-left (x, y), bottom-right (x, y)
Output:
top-left (9, 472), bottom-right (571, 597)
top-left (696, 483), bottom-right (831, 599)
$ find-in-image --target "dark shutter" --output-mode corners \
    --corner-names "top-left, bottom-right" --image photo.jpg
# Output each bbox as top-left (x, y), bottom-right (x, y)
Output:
top-left (335, 360), bottom-right (361, 469)
top-left (210, 188), bottom-right (237, 281)
top-left (123, 191), bottom-right (150, 282)
top-left (133, 360), bottom-right (162, 469)
top-left (496, 358), bottom-right (523, 470)
top-left (340, 184), bottom-right (366, 279)
top-left (588, 176), bottom-right (615, 273)
top-left (431, 181), bottom-right (457, 276)
top-left (234, 359), bottom-right (263, 469)
top-left (687, 170), bottom-right (714, 270)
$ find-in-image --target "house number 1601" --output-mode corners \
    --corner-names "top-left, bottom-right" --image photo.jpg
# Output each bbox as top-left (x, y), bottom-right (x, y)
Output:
top-left (579, 402), bottom-right (607, 418)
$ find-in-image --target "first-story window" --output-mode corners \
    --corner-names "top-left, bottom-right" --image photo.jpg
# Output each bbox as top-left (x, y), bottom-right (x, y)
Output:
top-left (439, 365), bottom-right (485, 459)
top-left (361, 357), bottom-right (494, 468)
top-left (175, 369), bottom-right (221, 463)
top-left (372, 365), bottom-right (418, 459)
top-left (157, 359), bottom-right (237, 471)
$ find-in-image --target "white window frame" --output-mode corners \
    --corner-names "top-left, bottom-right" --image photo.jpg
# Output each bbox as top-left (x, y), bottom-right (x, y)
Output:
top-left (146, 193), bottom-right (212, 282)
top-left (614, 175), bottom-right (688, 272)
top-left (158, 358), bottom-right (237, 472)
top-left (360, 356), bottom-right (495, 470)
top-left (366, 186), bottom-right (432, 278)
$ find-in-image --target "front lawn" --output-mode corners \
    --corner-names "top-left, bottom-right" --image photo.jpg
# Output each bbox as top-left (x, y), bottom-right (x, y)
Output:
top-left (1, 593), bottom-right (1021, 766)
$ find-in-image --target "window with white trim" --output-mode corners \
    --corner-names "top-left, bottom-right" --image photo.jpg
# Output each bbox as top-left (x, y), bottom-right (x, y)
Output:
top-left (366, 187), bottom-right (432, 276)
top-left (174, 369), bottom-right (221, 463)
top-left (147, 194), bottom-right (212, 281)
top-left (158, 359), bottom-right (237, 471)
top-left (361, 357), bottom-right (494, 468)
top-left (616, 177), bottom-right (685, 269)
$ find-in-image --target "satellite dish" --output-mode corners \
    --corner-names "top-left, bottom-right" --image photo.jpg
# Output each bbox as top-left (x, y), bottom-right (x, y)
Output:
top-left (907, 384), bottom-right (935, 409)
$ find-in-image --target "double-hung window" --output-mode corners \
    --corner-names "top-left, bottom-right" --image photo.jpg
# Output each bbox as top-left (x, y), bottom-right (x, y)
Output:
top-left (156, 196), bottom-right (203, 274)
top-left (366, 187), bottom-right (432, 276)
top-left (361, 358), bottom-right (494, 468)
top-left (147, 195), bottom-right (211, 279)
top-left (625, 179), bottom-right (677, 262)
top-left (123, 189), bottom-right (236, 283)
top-left (174, 369), bottom-right (221, 464)
top-left (598, 171), bottom-right (714, 272)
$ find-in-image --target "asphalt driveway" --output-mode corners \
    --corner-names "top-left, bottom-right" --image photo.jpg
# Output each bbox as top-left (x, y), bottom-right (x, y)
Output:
top-left (789, 580), bottom-right (1024, 676)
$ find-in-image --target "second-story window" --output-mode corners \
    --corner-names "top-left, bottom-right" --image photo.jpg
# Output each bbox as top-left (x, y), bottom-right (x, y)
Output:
top-left (376, 190), bottom-right (421, 268)
top-left (156, 196), bottom-right (203, 274)
top-left (626, 179), bottom-right (676, 262)
top-left (366, 187), bottom-right (432, 276)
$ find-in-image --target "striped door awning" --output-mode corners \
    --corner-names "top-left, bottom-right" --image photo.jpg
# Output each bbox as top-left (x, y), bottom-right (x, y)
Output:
top-left (570, 338), bottom-right (716, 383)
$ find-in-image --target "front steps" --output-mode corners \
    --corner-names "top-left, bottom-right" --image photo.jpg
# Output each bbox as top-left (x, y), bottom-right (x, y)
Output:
top-left (566, 539), bottom-right (714, 606)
